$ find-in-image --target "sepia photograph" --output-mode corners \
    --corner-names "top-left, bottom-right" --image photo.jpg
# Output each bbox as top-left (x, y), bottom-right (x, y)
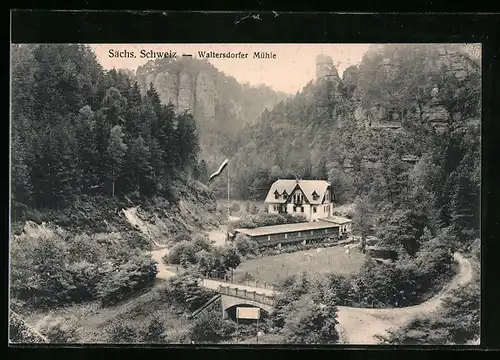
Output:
top-left (9, 43), bottom-right (480, 345)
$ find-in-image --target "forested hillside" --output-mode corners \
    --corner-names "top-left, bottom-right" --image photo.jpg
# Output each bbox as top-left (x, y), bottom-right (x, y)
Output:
top-left (11, 44), bottom-right (212, 223)
top-left (225, 44), bottom-right (481, 345)
top-left (10, 44), bottom-right (222, 316)
top-left (135, 57), bottom-right (288, 179)
top-left (227, 44), bottom-right (480, 250)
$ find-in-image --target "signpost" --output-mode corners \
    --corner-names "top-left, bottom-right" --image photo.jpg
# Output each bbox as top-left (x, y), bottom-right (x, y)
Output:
top-left (236, 307), bottom-right (261, 344)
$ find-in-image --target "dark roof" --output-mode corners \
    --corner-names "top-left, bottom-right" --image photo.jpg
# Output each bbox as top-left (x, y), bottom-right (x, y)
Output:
top-left (265, 179), bottom-right (330, 205)
top-left (234, 221), bottom-right (339, 237)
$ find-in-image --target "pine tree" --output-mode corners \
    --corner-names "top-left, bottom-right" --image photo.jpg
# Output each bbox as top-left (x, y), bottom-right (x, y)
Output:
top-left (75, 106), bottom-right (99, 193)
top-left (105, 126), bottom-right (128, 197)
top-left (129, 136), bottom-right (153, 196)
top-left (101, 87), bottom-right (128, 127)
top-left (450, 170), bottom-right (480, 243)
top-left (11, 131), bottom-right (32, 218)
top-left (175, 113), bottom-right (200, 171)
top-left (157, 104), bottom-right (177, 173)
top-left (353, 195), bottom-right (375, 253)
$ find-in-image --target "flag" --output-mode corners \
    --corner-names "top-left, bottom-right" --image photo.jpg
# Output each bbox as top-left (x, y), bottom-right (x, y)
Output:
top-left (208, 158), bottom-right (229, 182)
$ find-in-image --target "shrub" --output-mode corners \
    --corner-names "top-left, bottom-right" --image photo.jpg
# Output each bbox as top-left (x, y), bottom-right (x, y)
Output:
top-left (234, 233), bottom-right (259, 257)
top-left (39, 318), bottom-right (78, 343)
top-left (140, 317), bottom-right (167, 343)
top-left (239, 272), bottom-right (255, 283)
top-left (280, 295), bottom-right (339, 344)
top-left (192, 234), bottom-right (213, 252)
top-left (66, 261), bottom-right (104, 302)
top-left (105, 319), bottom-right (140, 343)
top-left (96, 254), bottom-right (157, 306)
top-left (229, 202), bottom-right (241, 214)
top-left (10, 232), bottom-right (75, 308)
top-left (232, 213), bottom-right (306, 229)
top-left (196, 246), bottom-right (241, 279)
top-left (9, 312), bottom-right (46, 343)
top-left (166, 241), bottom-right (198, 265)
top-left (188, 307), bottom-right (235, 343)
top-left (165, 235), bottom-right (214, 266)
top-left (379, 278), bottom-right (480, 345)
top-left (163, 273), bottom-right (216, 313)
top-left (245, 202), bottom-right (260, 215)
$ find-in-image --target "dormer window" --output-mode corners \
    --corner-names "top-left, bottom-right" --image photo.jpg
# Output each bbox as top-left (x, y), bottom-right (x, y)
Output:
top-left (312, 191), bottom-right (319, 201)
top-left (282, 191), bottom-right (288, 199)
top-left (274, 190), bottom-right (280, 199)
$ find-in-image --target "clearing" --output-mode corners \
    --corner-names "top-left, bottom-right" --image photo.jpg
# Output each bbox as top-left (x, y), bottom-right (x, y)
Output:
top-left (233, 245), bottom-right (365, 284)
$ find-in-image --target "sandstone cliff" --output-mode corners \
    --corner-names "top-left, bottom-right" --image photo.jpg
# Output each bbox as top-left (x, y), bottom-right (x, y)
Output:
top-left (351, 44), bottom-right (479, 133)
top-left (135, 57), bottom-right (288, 168)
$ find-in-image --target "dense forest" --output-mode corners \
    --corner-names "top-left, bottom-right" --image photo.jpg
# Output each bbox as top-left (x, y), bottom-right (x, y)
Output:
top-left (10, 43), bottom-right (481, 345)
top-left (11, 44), bottom-right (206, 219)
top-left (9, 44), bottom-right (215, 313)
top-left (221, 44), bottom-right (480, 249)
top-left (134, 56), bottom-right (288, 174)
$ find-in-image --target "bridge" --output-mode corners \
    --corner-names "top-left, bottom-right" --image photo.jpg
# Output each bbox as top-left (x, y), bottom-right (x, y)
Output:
top-left (194, 279), bottom-right (280, 319)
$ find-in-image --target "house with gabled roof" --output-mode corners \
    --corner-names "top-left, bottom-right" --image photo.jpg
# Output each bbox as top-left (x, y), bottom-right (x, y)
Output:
top-left (264, 179), bottom-right (334, 222)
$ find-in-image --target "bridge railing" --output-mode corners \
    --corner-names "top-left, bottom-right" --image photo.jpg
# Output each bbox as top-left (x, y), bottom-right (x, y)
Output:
top-left (217, 285), bottom-right (275, 306)
top-left (205, 277), bottom-right (275, 291)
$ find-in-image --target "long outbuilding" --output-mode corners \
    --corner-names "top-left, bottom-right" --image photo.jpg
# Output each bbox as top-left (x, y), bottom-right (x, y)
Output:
top-left (233, 219), bottom-right (350, 247)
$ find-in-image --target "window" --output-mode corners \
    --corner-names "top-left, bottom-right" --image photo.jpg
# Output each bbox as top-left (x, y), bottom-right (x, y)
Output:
top-left (313, 206), bottom-right (317, 213)
top-left (267, 235), bottom-right (271, 240)
top-left (298, 232), bottom-right (301, 237)
top-left (285, 233), bottom-right (288, 239)
top-left (300, 207), bottom-right (304, 213)
top-left (274, 191), bottom-right (280, 199)
top-left (293, 206), bottom-right (297, 212)
top-left (325, 229), bottom-right (328, 233)
top-left (273, 205), bottom-right (278, 211)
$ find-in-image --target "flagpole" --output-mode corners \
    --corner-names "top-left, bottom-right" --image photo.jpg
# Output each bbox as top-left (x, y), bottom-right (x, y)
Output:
top-left (227, 161), bottom-right (230, 221)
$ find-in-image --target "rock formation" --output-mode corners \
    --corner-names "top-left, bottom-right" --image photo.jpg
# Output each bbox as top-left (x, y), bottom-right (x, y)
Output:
top-left (195, 71), bottom-right (216, 119)
top-left (144, 73), bottom-right (156, 94)
top-left (177, 72), bottom-right (194, 113)
top-left (153, 72), bottom-right (178, 107)
top-left (315, 54), bottom-right (341, 84)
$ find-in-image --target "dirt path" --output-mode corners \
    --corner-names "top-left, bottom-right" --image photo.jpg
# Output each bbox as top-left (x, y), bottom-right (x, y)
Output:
top-left (336, 252), bottom-right (473, 344)
top-left (206, 216), bottom-right (240, 248)
top-left (151, 248), bottom-right (177, 280)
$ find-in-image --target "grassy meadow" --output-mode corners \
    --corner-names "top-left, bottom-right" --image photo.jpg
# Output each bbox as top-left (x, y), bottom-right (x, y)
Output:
top-left (233, 245), bottom-right (366, 285)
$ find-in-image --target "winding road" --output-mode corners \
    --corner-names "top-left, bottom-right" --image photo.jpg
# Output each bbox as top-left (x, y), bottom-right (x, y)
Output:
top-left (336, 252), bottom-right (473, 344)
top-left (151, 247), bottom-right (176, 280)
top-left (151, 248), bottom-right (473, 345)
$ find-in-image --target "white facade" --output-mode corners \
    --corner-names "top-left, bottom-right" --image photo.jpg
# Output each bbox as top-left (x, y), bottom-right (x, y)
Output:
top-left (267, 201), bottom-right (332, 222)
top-left (265, 179), bottom-right (334, 222)
top-left (336, 222), bottom-right (352, 236)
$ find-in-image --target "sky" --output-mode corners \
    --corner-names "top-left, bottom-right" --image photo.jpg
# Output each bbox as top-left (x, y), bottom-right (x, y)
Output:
top-left (90, 44), bottom-right (372, 94)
